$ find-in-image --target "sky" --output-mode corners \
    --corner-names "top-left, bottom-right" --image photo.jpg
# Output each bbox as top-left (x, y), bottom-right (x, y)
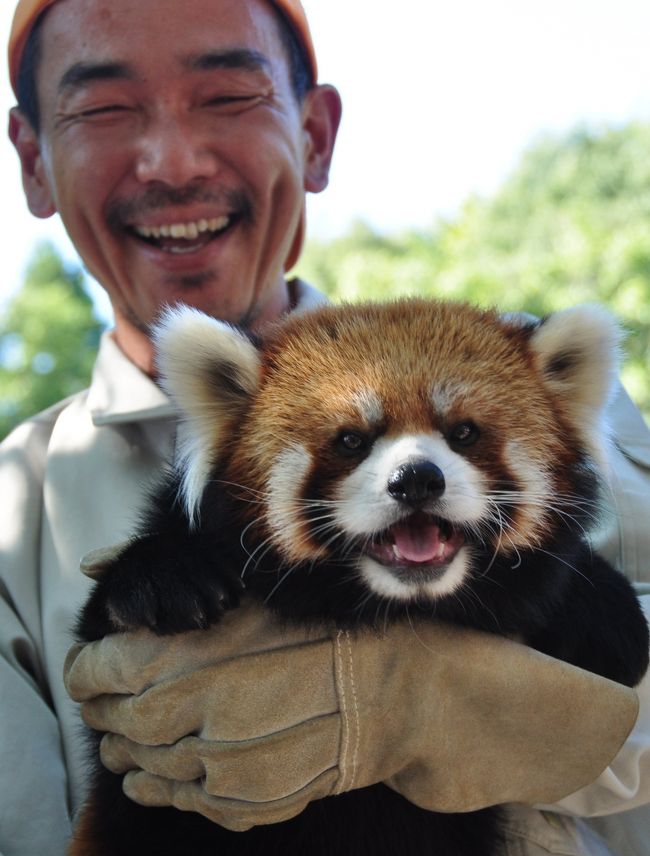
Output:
top-left (1, 0), bottom-right (650, 321)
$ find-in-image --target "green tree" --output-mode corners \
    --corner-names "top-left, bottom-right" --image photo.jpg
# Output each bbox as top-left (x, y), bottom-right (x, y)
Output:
top-left (0, 243), bottom-right (104, 439)
top-left (425, 123), bottom-right (650, 412)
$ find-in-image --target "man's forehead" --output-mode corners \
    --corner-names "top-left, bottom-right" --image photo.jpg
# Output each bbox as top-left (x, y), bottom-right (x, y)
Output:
top-left (9, 0), bottom-right (317, 95)
top-left (42, 0), bottom-right (280, 61)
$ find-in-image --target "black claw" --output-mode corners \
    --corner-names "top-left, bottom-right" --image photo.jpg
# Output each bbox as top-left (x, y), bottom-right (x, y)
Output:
top-left (86, 535), bottom-right (246, 636)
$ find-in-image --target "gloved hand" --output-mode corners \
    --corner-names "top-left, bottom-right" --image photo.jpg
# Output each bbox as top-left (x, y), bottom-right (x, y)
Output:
top-left (64, 596), bottom-right (638, 832)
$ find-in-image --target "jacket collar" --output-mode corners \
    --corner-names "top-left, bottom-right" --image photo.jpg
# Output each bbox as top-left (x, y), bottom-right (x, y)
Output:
top-left (87, 279), bottom-right (328, 427)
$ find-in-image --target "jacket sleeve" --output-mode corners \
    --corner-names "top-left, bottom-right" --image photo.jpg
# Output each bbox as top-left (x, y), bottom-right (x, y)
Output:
top-left (549, 384), bottom-right (650, 824)
top-left (550, 595), bottom-right (650, 819)
top-left (0, 419), bottom-right (72, 855)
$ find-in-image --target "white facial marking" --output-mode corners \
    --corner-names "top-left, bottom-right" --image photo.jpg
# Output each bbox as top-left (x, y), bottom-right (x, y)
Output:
top-left (349, 388), bottom-right (384, 425)
top-left (430, 381), bottom-right (472, 417)
top-left (266, 443), bottom-right (319, 561)
top-left (334, 433), bottom-right (488, 536)
top-left (359, 550), bottom-right (471, 602)
top-left (502, 439), bottom-right (553, 543)
top-left (331, 432), bottom-right (489, 602)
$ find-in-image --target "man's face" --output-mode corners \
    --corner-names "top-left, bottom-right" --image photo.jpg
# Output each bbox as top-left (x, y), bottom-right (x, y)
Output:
top-left (11, 0), bottom-right (340, 364)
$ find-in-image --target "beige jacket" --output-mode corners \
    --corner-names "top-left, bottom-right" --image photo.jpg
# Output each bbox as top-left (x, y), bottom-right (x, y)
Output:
top-left (1, 283), bottom-right (650, 855)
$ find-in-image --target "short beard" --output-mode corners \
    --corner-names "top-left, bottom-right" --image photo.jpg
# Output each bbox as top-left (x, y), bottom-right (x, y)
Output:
top-left (146, 282), bottom-right (263, 335)
top-left (121, 303), bottom-right (153, 336)
top-left (170, 269), bottom-right (219, 292)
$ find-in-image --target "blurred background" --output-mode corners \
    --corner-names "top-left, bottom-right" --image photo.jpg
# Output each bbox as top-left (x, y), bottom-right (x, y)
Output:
top-left (2, 0), bottom-right (650, 438)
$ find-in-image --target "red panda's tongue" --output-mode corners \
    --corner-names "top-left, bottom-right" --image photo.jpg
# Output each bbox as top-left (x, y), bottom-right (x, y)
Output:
top-left (391, 518), bottom-right (446, 563)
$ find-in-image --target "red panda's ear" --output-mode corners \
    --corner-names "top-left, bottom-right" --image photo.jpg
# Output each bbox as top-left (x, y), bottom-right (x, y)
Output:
top-left (153, 305), bottom-right (261, 525)
top-left (529, 304), bottom-right (622, 468)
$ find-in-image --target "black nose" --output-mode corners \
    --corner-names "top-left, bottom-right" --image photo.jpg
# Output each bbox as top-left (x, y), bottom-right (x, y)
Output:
top-left (387, 460), bottom-right (446, 507)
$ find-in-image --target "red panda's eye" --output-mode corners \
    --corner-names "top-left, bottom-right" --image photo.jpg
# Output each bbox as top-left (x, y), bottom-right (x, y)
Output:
top-left (449, 421), bottom-right (480, 447)
top-left (335, 430), bottom-right (369, 456)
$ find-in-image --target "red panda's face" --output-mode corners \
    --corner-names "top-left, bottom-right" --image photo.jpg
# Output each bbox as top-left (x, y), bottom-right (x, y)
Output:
top-left (155, 299), bottom-right (620, 605)
top-left (263, 424), bottom-right (492, 602)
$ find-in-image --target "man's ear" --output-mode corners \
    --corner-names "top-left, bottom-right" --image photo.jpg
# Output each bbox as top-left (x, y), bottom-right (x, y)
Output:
top-left (8, 107), bottom-right (57, 218)
top-left (301, 84), bottom-right (342, 193)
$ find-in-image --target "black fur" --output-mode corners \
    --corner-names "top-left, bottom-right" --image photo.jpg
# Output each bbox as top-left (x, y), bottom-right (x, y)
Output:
top-left (74, 447), bottom-right (649, 856)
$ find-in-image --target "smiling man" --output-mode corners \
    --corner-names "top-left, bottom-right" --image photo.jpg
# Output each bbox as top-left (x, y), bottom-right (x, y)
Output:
top-left (3, 1), bottom-right (650, 855)
top-left (10, 0), bottom-right (339, 374)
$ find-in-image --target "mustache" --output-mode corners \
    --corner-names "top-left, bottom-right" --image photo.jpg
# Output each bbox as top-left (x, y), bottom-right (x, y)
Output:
top-left (106, 185), bottom-right (253, 228)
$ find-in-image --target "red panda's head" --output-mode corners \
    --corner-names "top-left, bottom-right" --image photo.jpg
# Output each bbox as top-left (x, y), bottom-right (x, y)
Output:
top-left (154, 299), bottom-right (620, 604)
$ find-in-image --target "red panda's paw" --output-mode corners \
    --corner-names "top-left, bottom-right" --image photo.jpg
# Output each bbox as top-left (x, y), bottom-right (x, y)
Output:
top-left (88, 535), bottom-right (246, 636)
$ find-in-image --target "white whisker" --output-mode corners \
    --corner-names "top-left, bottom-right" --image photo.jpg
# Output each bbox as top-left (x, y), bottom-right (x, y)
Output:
top-left (263, 564), bottom-right (300, 603)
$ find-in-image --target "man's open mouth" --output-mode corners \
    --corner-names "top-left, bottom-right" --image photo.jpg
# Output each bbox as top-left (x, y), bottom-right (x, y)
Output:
top-left (364, 513), bottom-right (465, 575)
top-left (129, 214), bottom-right (236, 254)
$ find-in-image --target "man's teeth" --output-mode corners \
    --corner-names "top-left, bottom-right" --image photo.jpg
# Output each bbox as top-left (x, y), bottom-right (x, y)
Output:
top-left (134, 215), bottom-right (230, 240)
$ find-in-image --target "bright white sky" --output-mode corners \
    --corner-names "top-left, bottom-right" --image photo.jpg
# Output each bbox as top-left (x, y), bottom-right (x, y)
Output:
top-left (1, 0), bottom-right (650, 321)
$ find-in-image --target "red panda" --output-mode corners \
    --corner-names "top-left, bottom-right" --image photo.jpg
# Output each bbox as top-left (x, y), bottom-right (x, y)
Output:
top-left (72, 298), bottom-right (649, 856)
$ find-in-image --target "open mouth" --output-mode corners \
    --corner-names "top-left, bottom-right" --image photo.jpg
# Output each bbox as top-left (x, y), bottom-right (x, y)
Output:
top-left (128, 214), bottom-right (237, 255)
top-left (364, 512), bottom-right (465, 576)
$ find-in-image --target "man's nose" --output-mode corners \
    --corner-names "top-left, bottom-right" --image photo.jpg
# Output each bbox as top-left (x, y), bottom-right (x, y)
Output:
top-left (134, 117), bottom-right (219, 186)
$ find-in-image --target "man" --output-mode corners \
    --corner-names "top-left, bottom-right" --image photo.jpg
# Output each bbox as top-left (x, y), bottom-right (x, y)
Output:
top-left (2, 0), bottom-right (650, 853)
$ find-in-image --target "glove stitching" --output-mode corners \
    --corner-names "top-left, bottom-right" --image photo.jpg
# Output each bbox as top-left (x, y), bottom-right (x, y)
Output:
top-left (343, 630), bottom-right (361, 792)
top-left (333, 630), bottom-right (361, 794)
top-left (334, 630), bottom-right (351, 794)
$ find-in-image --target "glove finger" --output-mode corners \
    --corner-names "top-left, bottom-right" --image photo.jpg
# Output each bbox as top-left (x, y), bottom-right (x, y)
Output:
top-left (122, 767), bottom-right (339, 831)
top-left (80, 686), bottom-right (204, 744)
top-left (80, 640), bottom-right (337, 744)
top-left (101, 713), bottom-right (341, 802)
top-left (64, 632), bottom-right (193, 700)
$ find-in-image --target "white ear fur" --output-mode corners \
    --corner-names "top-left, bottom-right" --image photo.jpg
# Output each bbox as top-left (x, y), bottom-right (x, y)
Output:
top-left (530, 304), bottom-right (622, 470)
top-left (153, 305), bottom-right (261, 526)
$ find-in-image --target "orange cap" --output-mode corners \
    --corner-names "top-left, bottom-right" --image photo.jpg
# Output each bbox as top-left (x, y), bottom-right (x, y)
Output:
top-left (8, 0), bottom-right (318, 97)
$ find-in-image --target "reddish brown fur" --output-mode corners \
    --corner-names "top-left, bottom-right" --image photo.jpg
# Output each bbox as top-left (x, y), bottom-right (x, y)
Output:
top-left (67, 797), bottom-right (114, 856)
top-left (221, 299), bottom-right (585, 557)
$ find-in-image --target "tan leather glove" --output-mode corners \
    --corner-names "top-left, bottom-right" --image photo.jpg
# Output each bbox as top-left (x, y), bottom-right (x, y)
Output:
top-left (64, 595), bottom-right (638, 832)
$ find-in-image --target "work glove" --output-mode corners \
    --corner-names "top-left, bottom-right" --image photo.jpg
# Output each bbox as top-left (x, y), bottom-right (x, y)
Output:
top-left (65, 553), bottom-right (638, 832)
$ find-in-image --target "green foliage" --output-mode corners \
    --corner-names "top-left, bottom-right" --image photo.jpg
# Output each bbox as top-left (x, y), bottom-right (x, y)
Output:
top-left (0, 243), bottom-right (104, 440)
top-left (297, 122), bottom-right (650, 416)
